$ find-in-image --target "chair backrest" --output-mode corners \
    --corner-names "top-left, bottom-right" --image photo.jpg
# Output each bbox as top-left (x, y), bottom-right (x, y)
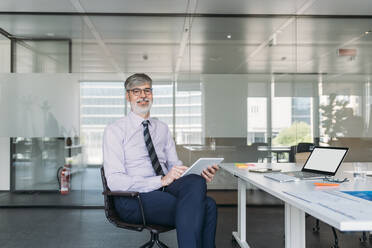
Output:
top-left (101, 167), bottom-right (147, 232)
top-left (100, 167), bottom-right (121, 225)
top-left (251, 142), bottom-right (271, 161)
top-left (296, 142), bottom-right (314, 153)
top-left (289, 145), bottom-right (297, 162)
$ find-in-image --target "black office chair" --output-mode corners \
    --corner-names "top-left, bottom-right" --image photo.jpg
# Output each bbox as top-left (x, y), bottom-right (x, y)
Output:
top-left (296, 142), bottom-right (314, 153)
top-left (251, 142), bottom-right (271, 162)
top-left (100, 167), bottom-right (175, 248)
top-left (288, 145), bottom-right (297, 162)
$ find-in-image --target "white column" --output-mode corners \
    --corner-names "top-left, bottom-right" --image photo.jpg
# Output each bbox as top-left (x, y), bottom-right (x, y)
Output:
top-left (285, 203), bottom-right (305, 248)
top-left (0, 138), bottom-right (10, 190)
top-left (267, 77), bottom-right (273, 162)
top-left (313, 78), bottom-right (320, 144)
top-left (0, 38), bottom-right (11, 191)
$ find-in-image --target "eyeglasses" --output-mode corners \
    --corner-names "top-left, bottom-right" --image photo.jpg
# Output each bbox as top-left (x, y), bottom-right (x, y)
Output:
top-left (127, 88), bottom-right (153, 96)
top-left (323, 176), bottom-right (349, 183)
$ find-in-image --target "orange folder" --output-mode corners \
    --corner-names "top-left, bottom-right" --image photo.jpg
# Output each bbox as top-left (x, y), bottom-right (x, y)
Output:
top-left (313, 182), bottom-right (339, 187)
top-left (235, 163), bottom-right (256, 168)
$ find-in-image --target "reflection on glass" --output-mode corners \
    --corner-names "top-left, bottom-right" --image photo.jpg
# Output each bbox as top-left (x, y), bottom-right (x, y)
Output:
top-left (13, 137), bottom-right (64, 191)
top-left (176, 81), bottom-right (202, 145)
top-left (272, 97), bottom-right (312, 146)
top-left (320, 94), bottom-right (363, 142)
top-left (15, 40), bottom-right (69, 73)
top-left (247, 97), bottom-right (267, 145)
top-left (80, 82), bottom-right (125, 165)
top-left (0, 33), bottom-right (10, 73)
top-left (151, 83), bottom-right (174, 127)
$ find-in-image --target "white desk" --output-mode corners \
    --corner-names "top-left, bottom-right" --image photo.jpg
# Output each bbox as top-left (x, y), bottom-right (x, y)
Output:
top-left (221, 162), bottom-right (372, 248)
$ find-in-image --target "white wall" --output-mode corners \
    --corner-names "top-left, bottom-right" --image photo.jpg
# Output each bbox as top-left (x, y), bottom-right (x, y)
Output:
top-left (0, 40), bottom-right (10, 73)
top-left (0, 136), bottom-right (10, 190)
top-left (0, 39), bottom-right (10, 190)
top-left (0, 73), bottom-right (80, 137)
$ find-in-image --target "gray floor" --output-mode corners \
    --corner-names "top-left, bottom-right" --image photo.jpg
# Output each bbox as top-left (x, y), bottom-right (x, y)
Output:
top-left (0, 189), bottom-right (283, 207)
top-left (0, 207), bottom-right (371, 248)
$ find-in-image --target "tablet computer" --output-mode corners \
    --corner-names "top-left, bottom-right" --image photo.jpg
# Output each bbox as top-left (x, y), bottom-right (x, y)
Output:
top-left (181, 158), bottom-right (224, 177)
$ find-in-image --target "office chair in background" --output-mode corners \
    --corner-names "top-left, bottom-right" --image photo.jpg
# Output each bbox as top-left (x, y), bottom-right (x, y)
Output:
top-left (100, 167), bottom-right (175, 248)
top-left (251, 142), bottom-right (271, 162)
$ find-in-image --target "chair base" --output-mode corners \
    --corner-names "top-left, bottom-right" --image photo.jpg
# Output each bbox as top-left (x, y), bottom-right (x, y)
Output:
top-left (140, 231), bottom-right (169, 248)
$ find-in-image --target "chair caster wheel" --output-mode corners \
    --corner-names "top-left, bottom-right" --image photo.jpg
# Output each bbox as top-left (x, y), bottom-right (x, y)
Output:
top-left (231, 236), bottom-right (238, 247)
top-left (231, 236), bottom-right (237, 243)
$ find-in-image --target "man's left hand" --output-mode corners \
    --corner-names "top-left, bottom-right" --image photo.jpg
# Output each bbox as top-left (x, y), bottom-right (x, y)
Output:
top-left (201, 164), bottom-right (219, 183)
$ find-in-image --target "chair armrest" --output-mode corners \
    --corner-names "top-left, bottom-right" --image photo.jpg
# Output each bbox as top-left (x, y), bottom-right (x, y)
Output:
top-left (102, 191), bottom-right (139, 197)
top-left (102, 190), bottom-right (147, 226)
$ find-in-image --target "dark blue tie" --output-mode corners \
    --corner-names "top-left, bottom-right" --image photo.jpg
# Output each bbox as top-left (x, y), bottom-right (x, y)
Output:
top-left (142, 120), bottom-right (165, 176)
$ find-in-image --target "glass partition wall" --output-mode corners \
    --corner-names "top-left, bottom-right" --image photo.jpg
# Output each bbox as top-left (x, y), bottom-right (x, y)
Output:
top-left (1, 13), bottom-right (372, 206)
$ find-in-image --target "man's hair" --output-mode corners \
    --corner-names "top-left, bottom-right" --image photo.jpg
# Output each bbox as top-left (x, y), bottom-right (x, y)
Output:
top-left (124, 73), bottom-right (152, 90)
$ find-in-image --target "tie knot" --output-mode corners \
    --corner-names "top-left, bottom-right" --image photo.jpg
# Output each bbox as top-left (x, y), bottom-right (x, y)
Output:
top-left (142, 120), bottom-right (149, 127)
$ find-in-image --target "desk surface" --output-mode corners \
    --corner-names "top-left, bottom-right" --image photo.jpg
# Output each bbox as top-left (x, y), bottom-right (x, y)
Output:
top-left (221, 162), bottom-right (372, 231)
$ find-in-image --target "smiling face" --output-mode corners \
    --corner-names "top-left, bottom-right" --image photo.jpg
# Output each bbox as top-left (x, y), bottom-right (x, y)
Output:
top-left (126, 82), bottom-right (153, 117)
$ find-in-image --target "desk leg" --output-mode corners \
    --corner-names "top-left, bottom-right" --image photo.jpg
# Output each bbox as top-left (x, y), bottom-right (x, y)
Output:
top-left (285, 203), bottom-right (305, 248)
top-left (232, 178), bottom-right (250, 248)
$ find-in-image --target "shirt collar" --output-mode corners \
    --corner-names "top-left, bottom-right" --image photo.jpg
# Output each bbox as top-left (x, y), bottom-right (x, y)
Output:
top-left (128, 111), bottom-right (151, 128)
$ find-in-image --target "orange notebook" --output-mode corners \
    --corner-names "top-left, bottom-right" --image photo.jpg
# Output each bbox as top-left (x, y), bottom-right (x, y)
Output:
top-left (235, 163), bottom-right (256, 168)
top-left (313, 182), bottom-right (339, 187)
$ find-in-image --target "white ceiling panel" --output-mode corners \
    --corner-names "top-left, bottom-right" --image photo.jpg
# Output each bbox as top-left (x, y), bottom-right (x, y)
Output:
top-left (296, 18), bottom-right (372, 44)
top-left (79, 0), bottom-right (189, 13)
top-left (179, 44), bottom-right (259, 73)
top-left (190, 17), bottom-right (290, 43)
top-left (0, 0), bottom-right (75, 12)
top-left (304, 0), bottom-right (372, 15)
top-left (90, 16), bottom-right (184, 42)
top-left (0, 0), bottom-right (371, 15)
top-left (0, 15), bottom-right (88, 39)
top-left (196, 0), bottom-right (305, 15)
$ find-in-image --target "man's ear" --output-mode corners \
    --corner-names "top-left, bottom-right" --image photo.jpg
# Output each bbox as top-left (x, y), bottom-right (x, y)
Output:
top-left (125, 91), bottom-right (130, 101)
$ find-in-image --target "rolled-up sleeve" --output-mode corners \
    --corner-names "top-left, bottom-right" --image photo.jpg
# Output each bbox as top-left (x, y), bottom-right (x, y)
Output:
top-left (103, 125), bottom-right (162, 193)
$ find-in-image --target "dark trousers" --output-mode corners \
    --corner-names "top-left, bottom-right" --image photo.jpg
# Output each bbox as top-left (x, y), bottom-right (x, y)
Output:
top-left (114, 174), bottom-right (217, 248)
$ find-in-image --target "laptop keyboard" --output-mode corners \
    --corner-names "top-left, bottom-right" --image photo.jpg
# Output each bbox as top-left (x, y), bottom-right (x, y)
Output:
top-left (264, 173), bottom-right (298, 182)
top-left (286, 171), bottom-right (322, 178)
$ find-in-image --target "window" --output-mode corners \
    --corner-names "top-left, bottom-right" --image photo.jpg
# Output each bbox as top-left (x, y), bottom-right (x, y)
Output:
top-left (80, 82), bottom-right (125, 165)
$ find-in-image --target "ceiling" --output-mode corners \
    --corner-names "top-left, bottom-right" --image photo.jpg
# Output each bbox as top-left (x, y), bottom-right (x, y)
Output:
top-left (1, 0), bottom-right (372, 77)
top-left (1, 0), bottom-right (372, 15)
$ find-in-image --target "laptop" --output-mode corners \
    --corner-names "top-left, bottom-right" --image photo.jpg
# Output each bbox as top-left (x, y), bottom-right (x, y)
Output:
top-left (265, 146), bottom-right (349, 182)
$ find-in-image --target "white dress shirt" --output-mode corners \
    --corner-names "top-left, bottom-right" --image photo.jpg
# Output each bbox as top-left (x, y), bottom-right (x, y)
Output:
top-left (103, 111), bottom-right (183, 193)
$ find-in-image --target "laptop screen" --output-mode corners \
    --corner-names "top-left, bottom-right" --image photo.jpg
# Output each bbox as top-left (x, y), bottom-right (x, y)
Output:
top-left (303, 147), bottom-right (348, 174)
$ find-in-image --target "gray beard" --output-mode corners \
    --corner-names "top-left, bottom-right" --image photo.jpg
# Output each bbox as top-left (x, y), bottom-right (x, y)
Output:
top-left (131, 99), bottom-right (152, 115)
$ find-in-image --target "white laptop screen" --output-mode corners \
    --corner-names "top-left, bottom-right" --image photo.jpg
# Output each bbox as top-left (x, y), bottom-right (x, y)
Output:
top-left (303, 147), bottom-right (347, 173)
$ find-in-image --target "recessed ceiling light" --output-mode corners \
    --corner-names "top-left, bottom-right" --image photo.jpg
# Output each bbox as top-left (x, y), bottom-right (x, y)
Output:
top-left (226, 34), bottom-right (232, 39)
top-left (46, 33), bottom-right (55, 37)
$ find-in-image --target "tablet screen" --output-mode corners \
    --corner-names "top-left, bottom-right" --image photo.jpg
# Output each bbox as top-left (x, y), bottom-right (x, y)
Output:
top-left (181, 158), bottom-right (224, 177)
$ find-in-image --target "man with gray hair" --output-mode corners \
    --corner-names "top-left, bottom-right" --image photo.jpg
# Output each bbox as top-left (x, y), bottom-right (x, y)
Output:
top-left (103, 73), bottom-right (219, 248)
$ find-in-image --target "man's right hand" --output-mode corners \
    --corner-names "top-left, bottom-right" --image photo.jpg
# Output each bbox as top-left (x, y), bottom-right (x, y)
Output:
top-left (161, 165), bottom-right (188, 186)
